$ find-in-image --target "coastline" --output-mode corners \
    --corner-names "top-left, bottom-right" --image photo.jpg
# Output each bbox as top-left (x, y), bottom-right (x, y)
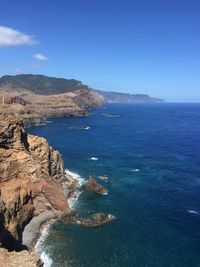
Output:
top-left (32, 169), bottom-right (85, 267)
top-left (22, 211), bottom-right (56, 250)
top-left (0, 107), bottom-right (111, 267)
top-left (0, 118), bottom-right (71, 266)
top-left (34, 219), bottom-right (55, 267)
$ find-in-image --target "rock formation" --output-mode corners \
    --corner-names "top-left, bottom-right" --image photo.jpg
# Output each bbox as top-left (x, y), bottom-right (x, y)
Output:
top-left (80, 212), bottom-right (115, 227)
top-left (0, 119), bottom-right (69, 251)
top-left (0, 74), bottom-right (105, 127)
top-left (84, 176), bottom-right (108, 195)
top-left (63, 211), bottom-right (115, 227)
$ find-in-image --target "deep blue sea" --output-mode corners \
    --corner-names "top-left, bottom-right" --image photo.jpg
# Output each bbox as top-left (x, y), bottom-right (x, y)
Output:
top-left (29, 104), bottom-right (200, 267)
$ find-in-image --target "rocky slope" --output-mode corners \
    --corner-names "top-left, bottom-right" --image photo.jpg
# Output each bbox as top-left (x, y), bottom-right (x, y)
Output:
top-left (0, 119), bottom-right (69, 252)
top-left (0, 248), bottom-right (38, 267)
top-left (0, 90), bottom-right (104, 127)
top-left (0, 75), bottom-right (164, 118)
top-left (0, 74), bottom-right (105, 127)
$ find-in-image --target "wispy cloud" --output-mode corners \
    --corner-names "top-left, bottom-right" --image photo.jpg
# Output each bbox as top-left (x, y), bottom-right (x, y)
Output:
top-left (33, 53), bottom-right (48, 61)
top-left (14, 68), bottom-right (23, 74)
top-left (0, 26), bottom-right (38, 47)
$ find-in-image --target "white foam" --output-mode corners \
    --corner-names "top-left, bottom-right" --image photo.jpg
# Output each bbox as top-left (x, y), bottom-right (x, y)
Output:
top-left (65, 169), bottom-right (85, 209)
top-left (84, 126), bottom-right (90, 130)
top-left (131, 169), bottom-right (140, 172)
top-left (35, 224), bottom-right (50, 251)
top-left (90, 157), bottom-right (98, 161)
top-left (40, 251), bottom-right (53, 267)
top-left (35, 224), bottom-right (53, 267)
top-left (65, 169), bottom-right (85, 186)
top-left (35, 168), bottom-right (86, 266)
top-left (187, 210), bottom-right (199, 215)
top-left (68, 191), bottom-right (82, 209)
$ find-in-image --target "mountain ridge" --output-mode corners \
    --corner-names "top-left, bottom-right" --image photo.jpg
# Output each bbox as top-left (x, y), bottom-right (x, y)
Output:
top-left (0, 74), bottom-right (164, 103)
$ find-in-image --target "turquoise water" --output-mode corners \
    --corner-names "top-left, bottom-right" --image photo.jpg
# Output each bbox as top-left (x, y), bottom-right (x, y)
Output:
top-left (29, 104), bottom-right (200, 267)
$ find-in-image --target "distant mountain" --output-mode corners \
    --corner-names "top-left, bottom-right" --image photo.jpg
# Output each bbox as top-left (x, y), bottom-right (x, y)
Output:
top-left (0, 74), bottom-right (164, 103)
top-left (0, 74), bottom-right (86, 95)
top-left (97, 90), bottom-right (164, 103)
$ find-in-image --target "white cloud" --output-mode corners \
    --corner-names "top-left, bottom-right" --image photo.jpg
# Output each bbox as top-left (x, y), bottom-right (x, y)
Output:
top-left (33, 53), bottom-right (48, 61)
top-left (0, 26), bottom-right (38, 47)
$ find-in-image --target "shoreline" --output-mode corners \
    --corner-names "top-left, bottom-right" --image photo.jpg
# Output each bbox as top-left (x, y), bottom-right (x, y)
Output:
top-left (23, 211), bottom-right (57, 251)
top-left (31, 169), bottom-right (85, 266)
top-left (34, 219), bottom-right (55, 267)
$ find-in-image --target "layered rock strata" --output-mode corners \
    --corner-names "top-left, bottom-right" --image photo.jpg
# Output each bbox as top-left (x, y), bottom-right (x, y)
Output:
top-left (0, 119), bottom-right (69, 251)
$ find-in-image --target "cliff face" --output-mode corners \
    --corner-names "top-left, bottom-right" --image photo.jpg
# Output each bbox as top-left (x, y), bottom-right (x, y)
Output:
top-left (0, 74), bottom-right (105, 122)
top-left (0, 87), bottom-right (105, 127)
top-left (0, 119), bottom-right (69, 251)
top-left (73, 88), bottom-right (105, 109)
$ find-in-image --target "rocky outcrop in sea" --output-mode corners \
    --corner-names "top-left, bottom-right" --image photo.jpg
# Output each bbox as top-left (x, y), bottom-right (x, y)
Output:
top-left (84, 176), bottom-right (108, 195)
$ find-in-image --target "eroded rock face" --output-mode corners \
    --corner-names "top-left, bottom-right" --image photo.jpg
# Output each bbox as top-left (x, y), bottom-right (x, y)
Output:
top-left (84, 176), bottom-right (108, 195)
top-left (0, 119), bottom-right (69, 250)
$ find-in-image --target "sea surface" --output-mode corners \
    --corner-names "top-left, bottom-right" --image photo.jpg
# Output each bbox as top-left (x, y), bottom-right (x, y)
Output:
top-left (29, 103), bottom-right (200, 267)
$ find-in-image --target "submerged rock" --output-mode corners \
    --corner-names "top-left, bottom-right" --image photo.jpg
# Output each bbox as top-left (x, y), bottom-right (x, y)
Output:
top-left (98, 175), bottom-right (108, 180)
top-left (80, 213), bottom-right (115, 227)
top-left (84, 176), bottom-right (108, 195)
top-left (63, 212), bottom-right (115, 227)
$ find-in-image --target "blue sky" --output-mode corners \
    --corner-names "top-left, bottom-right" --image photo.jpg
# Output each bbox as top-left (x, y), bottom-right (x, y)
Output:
top-left (0, 0), bottom-right (200, 102)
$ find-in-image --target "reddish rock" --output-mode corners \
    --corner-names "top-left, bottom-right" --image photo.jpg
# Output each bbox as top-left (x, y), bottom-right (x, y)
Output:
top-left (63, 212), bottom-right (115, 228)
top-left (0, 119), bottom-right (69, 250)
top-left (84, 176), bottom-right (108, 195)
top-left (80, 212), bottom-right (115, 227)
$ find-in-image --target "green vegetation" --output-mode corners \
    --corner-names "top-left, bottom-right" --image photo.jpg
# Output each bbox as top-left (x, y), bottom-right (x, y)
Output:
top-left (0, 74), bottom-right (164, 103)
top-left (0, 74), bottom-right (88, 95)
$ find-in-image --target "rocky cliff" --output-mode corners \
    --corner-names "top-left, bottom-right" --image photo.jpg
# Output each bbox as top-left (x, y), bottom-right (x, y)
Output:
top-left (0, 90), bottom-right (104, 127)
top-left (0, 74), bottom-right (105, 128)
top-left (0, 119), bottom-right (69, 251)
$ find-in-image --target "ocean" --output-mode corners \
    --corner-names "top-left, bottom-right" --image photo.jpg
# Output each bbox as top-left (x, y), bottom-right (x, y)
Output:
top-left (28, 103), bottom-right (200, 267)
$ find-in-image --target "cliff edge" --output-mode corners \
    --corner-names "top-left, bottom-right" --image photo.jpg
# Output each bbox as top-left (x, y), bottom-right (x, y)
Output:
top-left (0, 119), bottom-right (69, 252)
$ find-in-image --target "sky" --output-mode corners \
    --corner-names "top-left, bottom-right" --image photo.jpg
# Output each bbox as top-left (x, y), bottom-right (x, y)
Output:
top-left (0, 0), bottom-right (200, 102)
